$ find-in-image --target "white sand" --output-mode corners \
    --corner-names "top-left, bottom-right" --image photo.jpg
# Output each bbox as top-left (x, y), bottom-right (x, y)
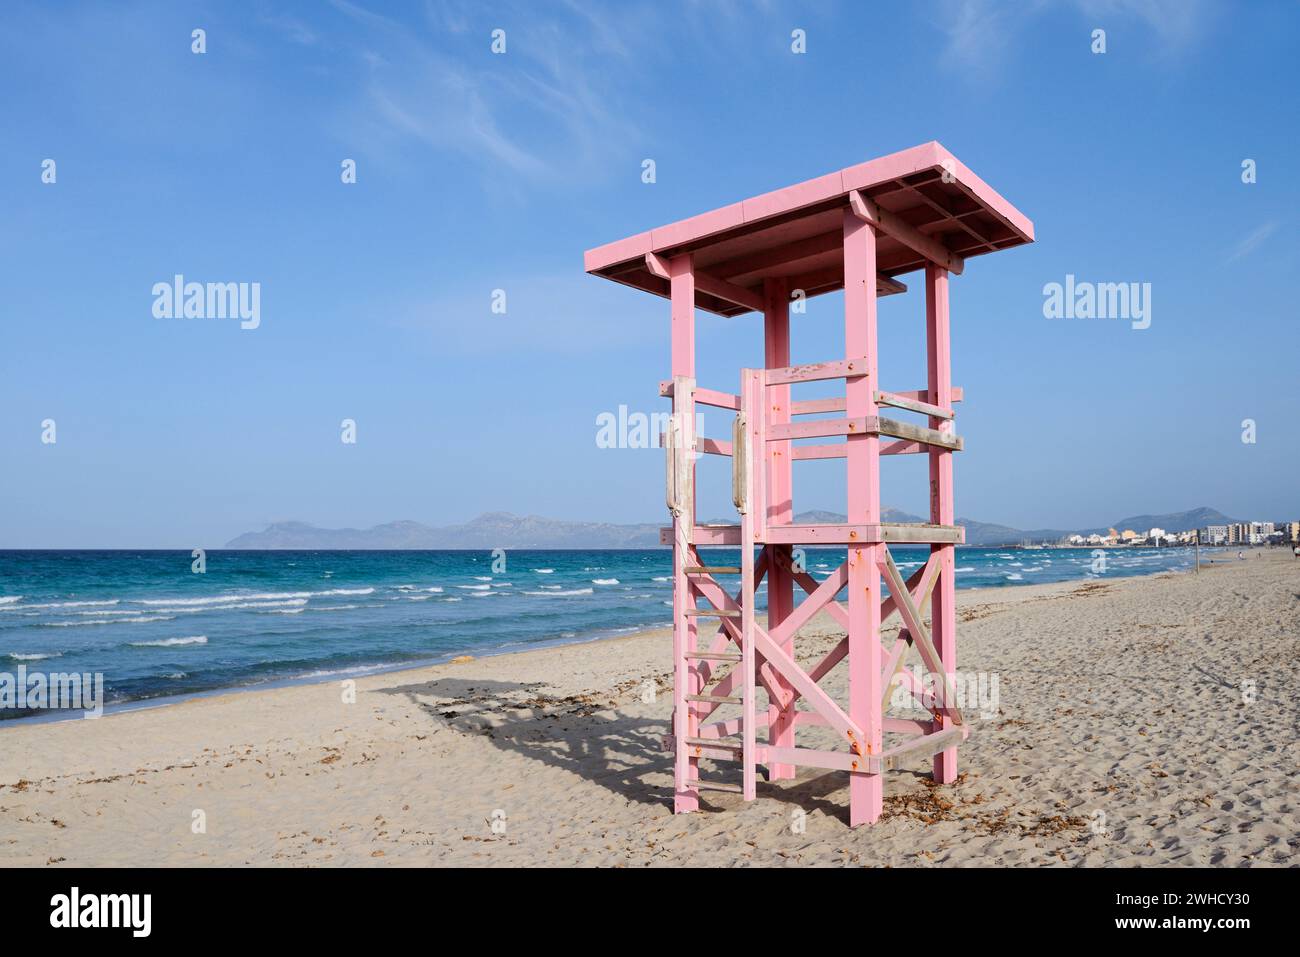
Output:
top-left (1, 552), bottom-right (1295, 866)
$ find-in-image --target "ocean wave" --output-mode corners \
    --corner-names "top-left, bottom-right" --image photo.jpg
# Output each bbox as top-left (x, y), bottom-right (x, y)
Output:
top-left (522, 588), bottom-right (593, 597)
top-left (289, 662), bottom-right (394, 681)
top-left (199, 598), bottom-right (307, 611)
top-left (8, 599), bottom-right (120, 610)
top-left (472, 576), bottom-right (493, 582)
top-left (954, 566), bottom-right (975, 572)
top-left (136, 593), bottom-right (302, 607)
top-left (314, 604), bottom-right (360, 611)
top-left (134, 598), bottom-right (308, 615)
top-left (135, 588), bottom-right (373, 607)
top-left (6, 652), bottom-right (60, 661)
top-left (592, 578), bottom-right (620, 585)
top-left (652, 576), bottom-right (671, 582)
top-left (43, 615), bottom-right (175, 627)
top-left (128, 636), bottom-right (207, 647)
top-left (72, 608), bottom-right (166, 616)
top-left (0, 597), bottom-right (22, 605)
top-left (456, 584), bottom-right (491, 591)
top-left (1005, 573), bottom-right (1023, 581)
top-left (532, 568), bottom-right (554, 574)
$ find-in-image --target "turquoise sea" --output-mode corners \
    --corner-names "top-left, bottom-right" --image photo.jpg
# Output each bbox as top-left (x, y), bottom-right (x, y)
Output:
top-left (0, 546), bottom-right (1210, 719)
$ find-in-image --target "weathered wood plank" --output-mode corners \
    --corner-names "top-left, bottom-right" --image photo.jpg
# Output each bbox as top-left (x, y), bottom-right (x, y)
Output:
top-left (789, 386), bottom-right (963, 416)
top-left (764, 357), bottom-right (869, 386)
top-left (660, 525), bottom-right (741, 546)
top-left (732, 411), bottom-right (748, 513)
top-left (659, 381), bottom-right (740, 411)
top-left (764, 523), bottom-right (964, 545)
top-left (874, 390), bottom-right (953, 420)
top-left (872, 727), bottom-right (967, 772)
top-left (874, 416), bottom-right (963, 451)
top-left (767, 417), bottom-right (871, 441)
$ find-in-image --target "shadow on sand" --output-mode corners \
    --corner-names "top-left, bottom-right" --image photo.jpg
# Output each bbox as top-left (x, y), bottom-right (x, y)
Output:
top-left (375, 675), bottom-right (857, 823)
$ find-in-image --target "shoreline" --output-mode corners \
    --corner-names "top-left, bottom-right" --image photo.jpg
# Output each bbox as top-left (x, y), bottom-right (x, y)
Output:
top-left (0, 619), bottom-right (664, 728)
top-left (0, 553), bottom-right (1213, 727)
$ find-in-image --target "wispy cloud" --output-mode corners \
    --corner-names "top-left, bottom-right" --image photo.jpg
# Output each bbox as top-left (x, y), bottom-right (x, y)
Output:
top-left (1225, 221), bottom-right (1278, 263)
top-left (1073, 0), bottom-right (1213, 52)
top-left (257, 9), bottom-right (322, 47)
top-left (323, 0), bottom-right (644, 186)
top-left (936, 0), bottom-right (1214, 75)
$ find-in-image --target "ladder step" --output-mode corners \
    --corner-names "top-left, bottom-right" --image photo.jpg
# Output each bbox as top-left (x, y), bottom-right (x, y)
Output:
top-left (684, 566), bottom-right (741, 574)
top-left (693, 780), bottom-right (743, 794)
top-left (684, 609), bottom-right (740, 618)
top-left (684, 737), bottom-right (742, 751)
top-left (685, 651), bottom-right (741, 661)
top-left (686, 693), bottom-right (743, 705)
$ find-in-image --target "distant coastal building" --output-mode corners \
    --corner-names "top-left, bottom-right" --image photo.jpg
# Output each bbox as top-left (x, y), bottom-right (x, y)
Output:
top-left (1204, 521), bottom-right (1294, 546)
top-left (1060, 517), bottom-right (1297, 549)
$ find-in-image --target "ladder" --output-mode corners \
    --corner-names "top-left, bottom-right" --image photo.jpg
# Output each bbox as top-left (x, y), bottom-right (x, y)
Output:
top-left (665, 374), bottom-right (759, 808)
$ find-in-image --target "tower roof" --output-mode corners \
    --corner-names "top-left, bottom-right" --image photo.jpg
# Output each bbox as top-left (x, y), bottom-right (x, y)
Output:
top-left (584, 141), bottom-right (1034, 317)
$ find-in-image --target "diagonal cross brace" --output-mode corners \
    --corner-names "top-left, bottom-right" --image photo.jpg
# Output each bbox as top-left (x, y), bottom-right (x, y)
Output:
top-left (774, 548), bottom-right (851, 632)
top-left (769, 559), bottom-right (848, 647)
top-left (878, 548), bottom-right (964, 726)
top-left (688, 570), bottom-right (792, 716)
top-left (806, 553), bottom-right (941, 687)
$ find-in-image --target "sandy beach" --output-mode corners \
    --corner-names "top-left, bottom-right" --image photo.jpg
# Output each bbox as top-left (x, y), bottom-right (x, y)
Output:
top-left (1, 553), bottom-right (1295, 867)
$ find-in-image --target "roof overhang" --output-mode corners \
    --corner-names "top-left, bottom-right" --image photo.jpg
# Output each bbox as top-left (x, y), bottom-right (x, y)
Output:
top-left (584, 141), bottom-right (1034, 318)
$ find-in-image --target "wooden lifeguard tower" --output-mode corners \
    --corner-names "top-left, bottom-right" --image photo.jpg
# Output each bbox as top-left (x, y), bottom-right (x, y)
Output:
top-left (584, 142), bottom-right (1033, 826)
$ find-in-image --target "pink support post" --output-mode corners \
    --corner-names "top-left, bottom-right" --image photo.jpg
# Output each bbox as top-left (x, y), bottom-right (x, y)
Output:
top-left (926, 263), bottom-right (958, 783)
top-left (843, 209), bottom-right (883, 826)
top-left (670, 254), bottom-right (699, 813)
top-left (740, 368), bottom-right (762, 801)
top-left (763, 278), bottom-right (796, 780)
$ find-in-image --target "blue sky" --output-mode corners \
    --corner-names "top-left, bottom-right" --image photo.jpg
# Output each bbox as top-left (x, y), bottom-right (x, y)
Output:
top-left (1, 0), bottom-right (1296, 548)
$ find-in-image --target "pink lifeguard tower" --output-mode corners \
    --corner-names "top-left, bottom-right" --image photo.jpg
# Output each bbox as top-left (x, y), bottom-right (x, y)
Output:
top-left (584, 142), bottom-right (1034, 826)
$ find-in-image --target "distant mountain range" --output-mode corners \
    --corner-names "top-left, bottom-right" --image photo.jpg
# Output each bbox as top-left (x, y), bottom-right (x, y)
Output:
top-left (225, 506), bottom-right (1239, 549)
